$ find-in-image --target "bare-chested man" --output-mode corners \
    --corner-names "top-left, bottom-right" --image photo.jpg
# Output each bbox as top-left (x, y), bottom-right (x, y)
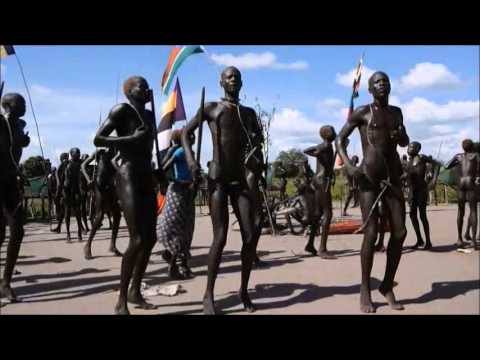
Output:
top-left (336, 71), bottom-right (409, 313)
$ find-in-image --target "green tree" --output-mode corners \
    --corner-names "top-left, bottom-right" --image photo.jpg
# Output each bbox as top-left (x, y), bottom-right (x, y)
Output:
top-left (273, 148), bottom-right (307, 178)
top-left (22, 156), bottom-right (50, 178)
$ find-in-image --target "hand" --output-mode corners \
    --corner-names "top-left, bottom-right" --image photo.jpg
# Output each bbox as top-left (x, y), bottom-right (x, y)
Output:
top-left (190, 163), bottom-right (201, 182)
top-left (87, 180), bottom-right (94, 189)
top-left (133, 126), bottom-right (147, 142)
top-left (24, 132), bottom-right (30, 146)
top-left (346, 165), bottom-right (363, 180)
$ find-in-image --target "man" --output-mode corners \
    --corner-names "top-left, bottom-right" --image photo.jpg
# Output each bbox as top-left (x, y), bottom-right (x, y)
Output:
top-left (445, 139), bottom-right (480, 250)
top-left (303, 125), bottom-right (337, 259)
top-left (403, 141), bottom-right (440, 250)
top-left (81, 148), bottom-right (122, 259)
top-left (51, 152), bottom-right (69, 233)
top-left (94, 76), bottom-right (158, 315)
top-left (181, 66), bottom-right (263, 314)
top-left (336, 71), bottom-right (409, 313)
top-left (342, 155), bottom-right (360, 216)
top-left (61, 148), bottom-right (84, 242)
top-left (0, 93), bottom-right (30, 301)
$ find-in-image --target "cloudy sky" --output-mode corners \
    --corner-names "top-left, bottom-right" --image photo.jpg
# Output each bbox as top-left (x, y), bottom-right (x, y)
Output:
top-left (1, 45), bottom-right (478, 167)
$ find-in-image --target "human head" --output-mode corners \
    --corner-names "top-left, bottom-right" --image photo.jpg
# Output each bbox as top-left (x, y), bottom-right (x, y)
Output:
top-left (123, 76), bottom-right (150, 104)
top-left (319, 125), bottom-right (336, 142)
top-left (1, 93), bottom-right (26, 117)
top-left (220, 66), bottom-right (242, 98)
top-left (407, 141), bottom-right (421, 156)
top-left (368, 71), bottom-right (391, 99)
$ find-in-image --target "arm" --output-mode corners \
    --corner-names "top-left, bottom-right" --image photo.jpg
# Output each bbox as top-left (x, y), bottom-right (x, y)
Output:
top-left (426, 156), bottom-right (441, 189)
top-left (335, 108), bottom-right (362, 177)
top-left (444, 155), bottom-right (460, 170)
top-left (181, 106), bottom-right (207, 177)
top-left (161, 148), bottom-right (179, 172)
top-left (161, 145), bottom-right (180, 169)
top-left (81, 151), bottom-right (96, 185)
top-left (393, 108), bottom-right (409, 147)
top-left (93, 105), bottom-right (147, 148)
top-left (304, 145), bottom-right (320, 157)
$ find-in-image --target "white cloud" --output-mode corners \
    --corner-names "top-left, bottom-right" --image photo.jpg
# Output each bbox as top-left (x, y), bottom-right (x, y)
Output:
top-left (9, 83), bottom-right (115, 165)
top-left (431, 124), bottom-right (455, 135)
top-left (398, 62), bottom-right (462, 92)
top-left (335, 65), bottom-right (376, 90)
top-left (270, 107), bottom-right (321, 155)
top-left (401, 97), bottom-right (479, 123)
top-left (316, 98), bottom-right (349, 121)
top-left (210, 52), bottom-right (308, 71)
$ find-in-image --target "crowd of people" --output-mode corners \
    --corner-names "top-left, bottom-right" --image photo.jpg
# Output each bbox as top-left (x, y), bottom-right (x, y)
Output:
top-left (1, 67), bottom-right (479, 315)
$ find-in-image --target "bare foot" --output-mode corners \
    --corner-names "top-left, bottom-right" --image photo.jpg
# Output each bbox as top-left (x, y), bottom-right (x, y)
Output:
top-left (360, 291), bottom-right (376, 313)
top-left (379, 284), bottom-right (404, 311)
top-left (114, 302), bottom-right (130, 315)
top-left (456, 240), bottom-right (466, 249)
top-left (66, 237), bottom-right (72, 244)
top-left (203, 296), bottom-right (217, 315)
top-left (0, 281), bottom-right (18, 302)
top-left (464, 233), bottom-right (472, 241)
top-left (421, 243), bottom-right (433, 251)
top-left (83, 245), bottom-right (93, 260)
top-left (127, 291), bottom-right (156, 310)
top-left (239, 291), bottom-right (256, 313)
top-left (51, 228), bottom-right (61, 233)
top-left (109, 247), bottom-right (123, 257)
top-left (411, 241), bottom-right (424, 250)
top-left (375, 244), bottom-right (386, 252)
top-left (304, 244), bottom-right (317, 256)
top-left (318, 251), bottom-right (337, 260)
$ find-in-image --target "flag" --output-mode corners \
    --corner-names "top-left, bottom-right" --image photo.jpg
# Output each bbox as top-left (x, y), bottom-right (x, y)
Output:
top-left (157, 78), bottom-right (187, 151)
top-left (161, 45), bottom-right (205, 96)
top-left (347, 54), bottom-right (364, 119)
top-left (0, 45), bottom-right (15, 58)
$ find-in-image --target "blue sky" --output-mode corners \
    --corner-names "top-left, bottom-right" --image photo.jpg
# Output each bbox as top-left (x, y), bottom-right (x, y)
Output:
top-left (1, 45), bottom-right (478, 168)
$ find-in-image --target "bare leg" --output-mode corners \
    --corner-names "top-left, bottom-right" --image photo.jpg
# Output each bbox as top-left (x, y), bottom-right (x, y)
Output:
top-left (409, 203), bottom-right (424, 248)
top-left (359, 190), bottom-right (379, 313)
top-left (84, 205), bottom-right (103, 260)
top-left (109, 210), bottom-right (122, 256)
top-left (343, 190), bottom-right (353, 216)
top-left (319, 198), bottom-right (336, 259)
top-left (379, 191), bottom-right (407, 311)
top-left (65, 200), bottom-right (72, 243)
top-left (231, 187), bottom-right (257, 313)
top-left (0, 207), bottom-right (25, 302)
top-left (304, 223), bottom-right (318, 256)
top-left (74, 204), bottom-right (83, 242)
top-left (203, 183), bottom-right (229, 315)
top-left (419, 204), bottom-right (432, 249)
top-left (127, 193), bottom-right (157, 310)
top-left (467, 196), bottom-right (478, 250)
top-left (456, 196), bottom-right (466, 248)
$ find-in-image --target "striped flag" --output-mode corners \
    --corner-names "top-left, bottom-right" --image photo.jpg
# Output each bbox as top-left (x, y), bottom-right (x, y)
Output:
top-left (161, 45), bottom-right (205, 96)
top-left (0, 45), bottom-right (15, 58)
top-left (347, 54), bottom-right (364, 118)
top-left (157, 78), bottom-right (187, 151)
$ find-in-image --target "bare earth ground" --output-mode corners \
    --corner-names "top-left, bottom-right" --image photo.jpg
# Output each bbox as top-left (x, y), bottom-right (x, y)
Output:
top-left (1, 204), bottom-right (479, 315)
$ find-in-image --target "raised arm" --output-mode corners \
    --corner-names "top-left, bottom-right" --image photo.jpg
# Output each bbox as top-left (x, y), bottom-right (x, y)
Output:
top-left (304, 145), bottom-right (320, 158)
top-left (94, 105), bottom-right (147, 148)
top-left (181, 106), bottom-right (206, 177)
top-left (81, 151), bottom-right (96, 185)
top-left (444, 154), bottom-right (460, 170)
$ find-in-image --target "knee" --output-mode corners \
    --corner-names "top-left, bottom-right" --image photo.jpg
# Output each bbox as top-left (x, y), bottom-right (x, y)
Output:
top-left (392, 226), bottom-right (407, 242)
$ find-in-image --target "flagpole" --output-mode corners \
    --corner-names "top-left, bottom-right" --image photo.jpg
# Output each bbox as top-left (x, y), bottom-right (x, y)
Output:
top-left (14, 52), bottom-right (47, 170)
